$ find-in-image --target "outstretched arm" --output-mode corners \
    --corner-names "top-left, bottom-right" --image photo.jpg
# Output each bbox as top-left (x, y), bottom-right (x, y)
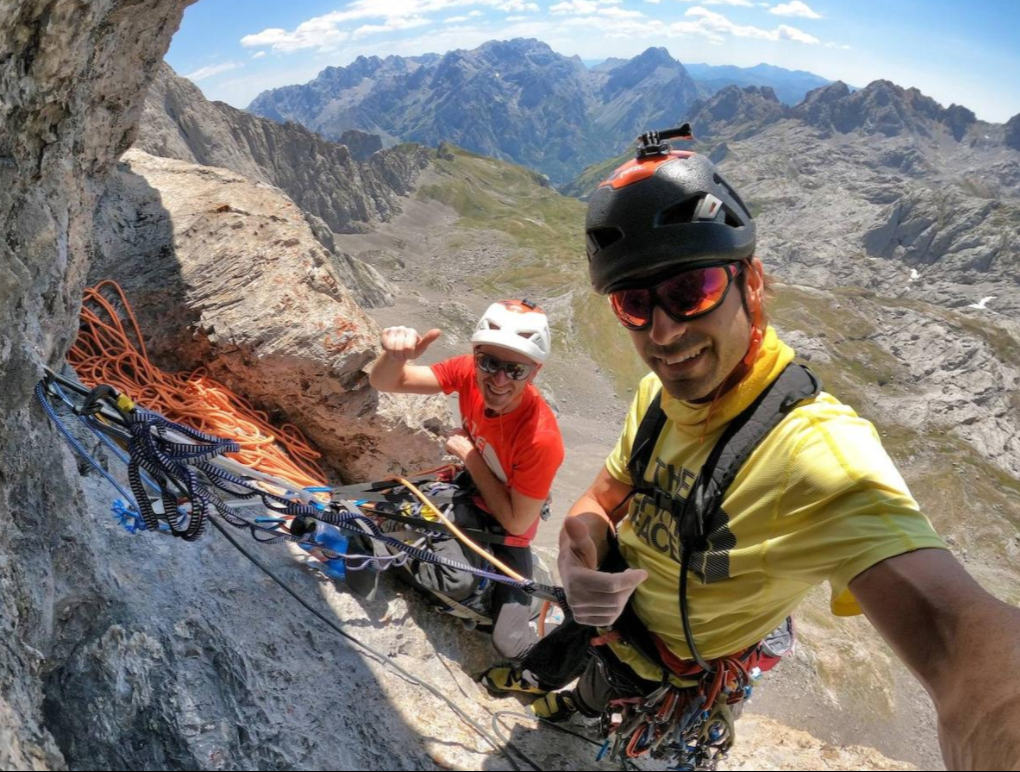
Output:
top-left (850, 548), bottom-right (1020, 771)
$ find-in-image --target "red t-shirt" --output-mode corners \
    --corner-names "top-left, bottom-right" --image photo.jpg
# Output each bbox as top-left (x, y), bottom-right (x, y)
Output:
top-left (431, 355), bottom-right (565, 544)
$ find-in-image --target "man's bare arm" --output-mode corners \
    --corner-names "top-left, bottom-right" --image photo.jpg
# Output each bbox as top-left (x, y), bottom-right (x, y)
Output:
top-left (850, 548), bottom-right (1020, 771)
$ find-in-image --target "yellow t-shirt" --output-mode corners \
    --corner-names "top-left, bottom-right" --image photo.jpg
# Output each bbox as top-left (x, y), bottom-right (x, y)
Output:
top-left (605, 326), bottom-right (946, 680)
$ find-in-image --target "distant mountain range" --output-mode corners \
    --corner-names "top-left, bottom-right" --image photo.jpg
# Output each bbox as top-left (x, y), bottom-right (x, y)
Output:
top-left (246, 39), bottom-right (830, 184)
top-left (683, 62), bottom-right (833, 107)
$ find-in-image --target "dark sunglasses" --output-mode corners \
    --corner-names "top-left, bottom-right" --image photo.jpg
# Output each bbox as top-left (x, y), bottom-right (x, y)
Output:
top-left (609, 262), bottom-right (744, 331)
top-left (474, 351), bottom-right (536, 381)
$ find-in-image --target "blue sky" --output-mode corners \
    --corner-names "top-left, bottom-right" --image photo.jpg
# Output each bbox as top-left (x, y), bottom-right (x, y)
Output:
top-left (167, 0), bottom-right (1020, 123)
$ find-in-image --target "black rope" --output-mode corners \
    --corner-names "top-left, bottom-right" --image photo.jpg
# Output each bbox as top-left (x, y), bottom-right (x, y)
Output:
top-left (40, 378), bottom-right (529, 768)
top-left (490, 711), bottom-right (640, 771)
top-left (208, 517), bottom-right (522, 771)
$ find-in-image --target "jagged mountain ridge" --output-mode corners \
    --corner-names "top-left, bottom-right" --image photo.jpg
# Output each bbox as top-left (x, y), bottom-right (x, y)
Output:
top-left (246, 37), bottom-right (1020, 189)
top-left (139, 63), bottom-right (431, 236)
top-left (246, 40), bottom-right (703, 184)
top-left (565, 78), bottom-right (1020, 195)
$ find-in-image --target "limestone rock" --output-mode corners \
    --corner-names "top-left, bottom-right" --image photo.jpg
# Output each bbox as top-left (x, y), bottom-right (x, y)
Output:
top-left (93, 149), bottom-right (451, 481)
top-left (0, 1), bottom-right (197, 767)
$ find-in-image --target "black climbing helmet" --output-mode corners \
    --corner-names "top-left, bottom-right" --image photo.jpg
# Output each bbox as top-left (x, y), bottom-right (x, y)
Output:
top-left (586, 126), bottom-right (756, 295)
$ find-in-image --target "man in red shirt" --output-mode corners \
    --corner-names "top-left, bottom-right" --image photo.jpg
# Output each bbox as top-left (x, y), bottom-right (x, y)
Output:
top-left (369, 300), bottom-right (565, 660)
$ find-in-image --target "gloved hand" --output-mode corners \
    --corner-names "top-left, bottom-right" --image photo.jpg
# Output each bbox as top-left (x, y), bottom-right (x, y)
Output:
top-left (558, 517), bottom-right (647, 628)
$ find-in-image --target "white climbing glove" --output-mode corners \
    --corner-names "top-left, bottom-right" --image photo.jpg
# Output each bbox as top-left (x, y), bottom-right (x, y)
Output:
top-left (558, 517), bottom-right (648, 628)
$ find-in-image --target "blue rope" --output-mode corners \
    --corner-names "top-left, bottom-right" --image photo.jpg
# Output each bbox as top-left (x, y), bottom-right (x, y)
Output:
top-left (49, 381), bottom-right (166, 496)
top-left (38, 380), bottom-right (559, 599)
top-left (35, 382), bottom-right (138, 507)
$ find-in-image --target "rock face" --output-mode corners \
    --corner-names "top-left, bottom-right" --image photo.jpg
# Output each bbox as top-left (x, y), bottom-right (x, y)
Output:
top-left (135, 63), bottom-right (438, 308)
top-left (93, 149), bottom-right (450, 481)
top-left (0, 4), bottom-right (470, 770)
top-left (247, 40), bottom-right (703, 184)
top-left (137, 63), bottom-right (432, 236)
top-left (0, 1), bottom-right (197, 767)
top-left (1006, 113), bottom-right (1020, 151)
top-left (338, 128), bottom-right (384, 161)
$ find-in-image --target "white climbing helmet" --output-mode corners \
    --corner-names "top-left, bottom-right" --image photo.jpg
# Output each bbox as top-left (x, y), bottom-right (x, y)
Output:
top-left (471, 300), bottom-right (551, 364)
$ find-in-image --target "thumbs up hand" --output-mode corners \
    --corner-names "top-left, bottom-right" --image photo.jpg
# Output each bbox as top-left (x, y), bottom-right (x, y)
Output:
top-left (380, 326), bottom-right (442, 361)
top-left (558, 517), bottom-right (648, 628)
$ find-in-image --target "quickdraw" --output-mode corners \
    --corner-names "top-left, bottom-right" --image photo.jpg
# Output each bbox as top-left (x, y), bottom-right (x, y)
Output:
top-left (597, 648), bottom-right (763, 771)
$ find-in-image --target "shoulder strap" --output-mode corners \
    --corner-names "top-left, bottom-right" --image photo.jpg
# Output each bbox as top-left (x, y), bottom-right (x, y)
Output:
top-left (680, 363), bottom-right (821, 546)
top-left (677, 363), bottom-right (820, 672)
top-left (627, 389), bottom-right (667, 486)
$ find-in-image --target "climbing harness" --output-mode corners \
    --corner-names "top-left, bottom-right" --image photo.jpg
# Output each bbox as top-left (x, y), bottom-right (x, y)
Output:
top-left (591, 624), bottom-right (791, 771)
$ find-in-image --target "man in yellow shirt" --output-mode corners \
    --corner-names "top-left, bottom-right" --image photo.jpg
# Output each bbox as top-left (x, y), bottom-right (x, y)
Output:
top-left (484, 133), bottom-right (1020, 771)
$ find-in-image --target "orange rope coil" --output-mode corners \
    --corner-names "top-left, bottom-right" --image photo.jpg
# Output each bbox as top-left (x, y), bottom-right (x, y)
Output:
top-left (68, 281), bottom-right (326, 490)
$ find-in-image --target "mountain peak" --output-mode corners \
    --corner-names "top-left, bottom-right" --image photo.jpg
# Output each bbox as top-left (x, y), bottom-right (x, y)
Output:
top-left (943, 103), bottom-right (977, 141)
top-left (689, 85), bottom-right (789, 138)
top-left (794, 79), bottom-right (975, 140)
top-left (800, 80), bottom-right (852, 104)
top-left (604, 46), bottom-right (687, 93)
top-left (478, 38), bottom-right (555, 57)
top-left (1004, 113), bottom-right (1020, 150)
top-left (634, 46), bottom-right (676, 66)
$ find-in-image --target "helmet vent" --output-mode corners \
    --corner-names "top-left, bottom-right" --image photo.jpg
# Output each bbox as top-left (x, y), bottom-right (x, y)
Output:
top-left (713, 173), bottom-right (752, 220)
top-left (587, 226), bottom-right (624, 253)
top-left (657, 196), bottom-right (703, 226)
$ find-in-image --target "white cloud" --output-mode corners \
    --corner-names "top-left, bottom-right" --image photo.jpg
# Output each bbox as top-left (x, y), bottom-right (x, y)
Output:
top-left (680, 0), bottom-right (755, 7)
top-left (353, 16), bottom-right (432, 38)
top-left (445, 14), bottom-right (471, 22)
top-left (777, 23), bottom-right (819, 43)
top-left (183, 61), bottom-right (245, 81)
top-left (551, 0), bottom-right (599, 12)
top-left (603, 7), bottom-right (646, 18)
top-left (242, 22), bottom-right (350, 53)
top-left (551, 0), bottom-right (637, 15)
top-left (825, 41), bottom-right (852, 50)
top-left (497, 0), bottom-right (539, 10)
top-left (241, 0), bottom-right (537, 53)
top-left (251, 51), bottom-right (267, 59)
top-left (469, 9), bottom-right (484, 15)
top-left (769, 1), bottom-right (821, 18)
top-left (677, 7), bottom-right (819, 44)
top-left (645, 0), bottom-right (663, 4)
